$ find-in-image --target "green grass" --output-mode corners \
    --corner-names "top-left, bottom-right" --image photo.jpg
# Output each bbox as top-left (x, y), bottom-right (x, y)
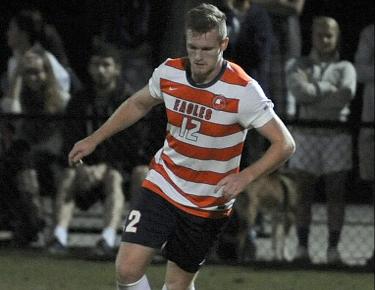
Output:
top-left (0, 249), bottom-right (373, 290)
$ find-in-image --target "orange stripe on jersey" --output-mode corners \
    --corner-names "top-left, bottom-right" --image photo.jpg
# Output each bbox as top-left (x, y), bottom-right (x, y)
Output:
top-left (161, 153), bottom-right (239, 185)
top-left (148, 159), bottom-right (231, 207)
top-left (165, 58), bottom-right (187, 71)
top-left (221, 62), bottom-right (252, 87)
top-left (166, 133), bottom-right (244, 161)
top-left (142, 180), bottom-right (232, 219)
top-left (166, 109), bottom-right (243, 137)
top-left (161, 79), bottom-right (239, 113)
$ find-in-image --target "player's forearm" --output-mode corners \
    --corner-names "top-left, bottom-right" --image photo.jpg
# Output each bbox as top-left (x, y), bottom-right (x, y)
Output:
top-left (241, 136), bottom-right (295, 183)
top-left (88, 100), bottom-right (139, 145)
top-left (89, 87), bottom-right (157, 146)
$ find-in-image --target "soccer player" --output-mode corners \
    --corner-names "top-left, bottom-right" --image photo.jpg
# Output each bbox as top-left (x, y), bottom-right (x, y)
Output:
top-left (68, 4), bottom-right (295, 290)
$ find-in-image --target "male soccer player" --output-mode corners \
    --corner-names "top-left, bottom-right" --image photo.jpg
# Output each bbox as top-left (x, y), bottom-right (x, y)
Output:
top-left (68, 4), bottom-right (295, 290)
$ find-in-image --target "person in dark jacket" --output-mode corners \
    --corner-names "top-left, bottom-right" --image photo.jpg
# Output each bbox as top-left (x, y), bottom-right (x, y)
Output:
top-left (47, 41), bottom-right (161, 256)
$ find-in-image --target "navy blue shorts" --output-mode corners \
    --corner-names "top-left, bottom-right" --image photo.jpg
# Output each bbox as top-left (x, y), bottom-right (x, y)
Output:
top-left (121, 188), bottom-right (229, 273)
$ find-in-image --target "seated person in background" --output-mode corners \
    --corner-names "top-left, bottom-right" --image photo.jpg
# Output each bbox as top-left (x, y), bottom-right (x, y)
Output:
top-left (2, 9), bottom-right (72, 99)
top-left (0, 46), bottom-right (70, 246)
top-left (0, 122), bottom-right (44, 247)
top-left (48, 41), bottom-right (150, 256)
top-left (286, 16), bottom-right (357, 264)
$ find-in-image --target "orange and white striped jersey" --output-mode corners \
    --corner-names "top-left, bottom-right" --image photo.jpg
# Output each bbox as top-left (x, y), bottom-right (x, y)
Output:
top-left (143, 58), bottom-right (276, 218)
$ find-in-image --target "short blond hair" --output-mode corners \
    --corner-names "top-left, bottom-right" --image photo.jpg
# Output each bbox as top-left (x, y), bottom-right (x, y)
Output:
top-left (185, 3), bottom-right (227, 40)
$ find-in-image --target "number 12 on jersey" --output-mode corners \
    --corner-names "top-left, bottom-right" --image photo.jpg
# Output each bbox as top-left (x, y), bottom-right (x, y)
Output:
top-left (179, 117), bottom-right (201, 141)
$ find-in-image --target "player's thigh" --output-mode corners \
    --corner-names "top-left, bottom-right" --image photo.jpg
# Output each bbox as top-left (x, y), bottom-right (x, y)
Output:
top-left (122, 188), bottom-right (176, 248)
top-left (115, 242), bottom-right (156, 281)
top-left (164, 210), bottom-right (229, 273)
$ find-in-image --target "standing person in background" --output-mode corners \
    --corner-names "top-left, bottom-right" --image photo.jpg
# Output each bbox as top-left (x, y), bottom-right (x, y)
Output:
top-left (253, 0), bottom-right (305, 116)
top-left (82, 0), bottom-right (152, 92)
top-left (68, 4), bottom-right (295, 290)
top-left (354, 23), bottom-right (374, 268)
top-left (222, 0), bottom-right (274, 164)
top-left (221, 0), bottom-right (275, 252)
top-left (286, 17), bottom-right (357, 264)
top-left (224, 0), bottom-right (273, 98)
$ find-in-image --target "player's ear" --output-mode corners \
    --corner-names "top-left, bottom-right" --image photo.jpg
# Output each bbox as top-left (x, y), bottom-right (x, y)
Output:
top-left (220, 36), bottom-right (229, 52)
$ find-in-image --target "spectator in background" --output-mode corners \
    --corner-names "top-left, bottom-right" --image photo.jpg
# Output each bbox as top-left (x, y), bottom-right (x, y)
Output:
top-left (0, 46), bottom-right (70, 246)
top-left (2, 9), bottom-right (74, 98)
top-left (222, 0), bottom-right (274, 163)
top-left (223, 0), bottom-right (273, 96)
top-left (220, 0), bottom-right (274, 249)
top-left (47, 41), bottom-right (153, 257)
top-left (0, 122), bottom-right (45, 247)
top-left (355, 23), bottom-right (374, 187)
top-left (253, 0), bottom-right (305, 116)
top-left (286, 17), bottom-right (357, 264)
top-left (354, 23), bottom-right (374, 268)
top-left (300, 0), bottom-right (374, 62)
top-left (82, 0), bottom-right (152, 92)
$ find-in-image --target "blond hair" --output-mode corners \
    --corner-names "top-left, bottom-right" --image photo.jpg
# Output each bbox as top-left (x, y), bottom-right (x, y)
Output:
top-left (185, 3), bottom-right (227, 41)
top-left (21, 46), bottom-right (66, 113)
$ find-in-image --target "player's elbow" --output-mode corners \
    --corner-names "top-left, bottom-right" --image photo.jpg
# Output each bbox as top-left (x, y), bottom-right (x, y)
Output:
top-left (283, 135), bottom-right (296, 159)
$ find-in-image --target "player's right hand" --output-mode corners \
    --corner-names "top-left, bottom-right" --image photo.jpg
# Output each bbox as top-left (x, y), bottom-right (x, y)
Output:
top-left (68, 136), bottom-right (97, 166)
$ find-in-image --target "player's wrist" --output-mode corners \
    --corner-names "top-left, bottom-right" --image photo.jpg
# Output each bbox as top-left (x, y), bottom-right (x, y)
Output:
top-left (240, 167), bottom-right (257, 185)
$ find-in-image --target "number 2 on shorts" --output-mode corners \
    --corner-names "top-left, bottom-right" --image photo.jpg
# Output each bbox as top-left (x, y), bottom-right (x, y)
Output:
top-left (125, 210), bottom-right (141, 233)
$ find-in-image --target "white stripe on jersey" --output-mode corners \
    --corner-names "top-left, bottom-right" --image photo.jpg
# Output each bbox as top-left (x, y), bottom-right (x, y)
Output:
top-left (153, 149), bottom-right (228, 196)
top-left (146, 167), bottom-right (236, 210)
top-left (161, 143), bottom-right (241, 173)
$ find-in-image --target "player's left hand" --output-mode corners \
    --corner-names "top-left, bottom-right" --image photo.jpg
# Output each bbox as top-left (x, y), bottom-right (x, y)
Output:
top-left (215, 172), bottom-right (250, 201)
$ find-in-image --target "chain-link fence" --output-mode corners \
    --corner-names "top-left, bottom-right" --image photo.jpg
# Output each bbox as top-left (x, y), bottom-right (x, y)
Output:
top-left (0, 114), bottom-right (373, 269)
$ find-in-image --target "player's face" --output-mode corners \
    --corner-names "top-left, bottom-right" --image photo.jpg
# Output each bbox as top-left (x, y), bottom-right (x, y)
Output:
top-left (89, 56), bottom-right (120, 88)
top-left (186, 28), bottom-right (228, 84)
top-left (22, 55), bottom-right (47, 91)
top-left (312, 22), bottom-right (339, 56)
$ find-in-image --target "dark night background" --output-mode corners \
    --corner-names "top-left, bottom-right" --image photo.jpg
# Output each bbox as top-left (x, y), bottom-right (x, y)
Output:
top-left (0, 0), bottom-right (373, 84)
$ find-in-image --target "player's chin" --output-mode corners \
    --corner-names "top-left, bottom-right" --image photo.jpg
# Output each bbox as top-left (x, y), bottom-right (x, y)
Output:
top-left (192, 64), bottom-right (207, 72)
top-left (191, 69), bottom-right (209, 82)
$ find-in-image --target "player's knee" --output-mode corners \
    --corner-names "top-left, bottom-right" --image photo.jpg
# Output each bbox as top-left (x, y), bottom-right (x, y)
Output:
top-left (115, 258), bottom-right (143, 284)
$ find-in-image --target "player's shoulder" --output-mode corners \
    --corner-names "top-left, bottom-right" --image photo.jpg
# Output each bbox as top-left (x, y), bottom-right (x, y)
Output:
top-left (221, 61), bottom-right (253, 87)
top-left (162, 57), bottom-right (188, 71)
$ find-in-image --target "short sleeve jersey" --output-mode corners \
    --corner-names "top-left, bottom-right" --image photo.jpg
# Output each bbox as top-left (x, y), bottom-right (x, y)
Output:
top-left (143, 58), bottom-right (275, 218)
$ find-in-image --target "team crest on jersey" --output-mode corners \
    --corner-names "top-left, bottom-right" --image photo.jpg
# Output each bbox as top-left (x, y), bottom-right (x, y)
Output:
top-left (212, 95), bottom-right (226, 110)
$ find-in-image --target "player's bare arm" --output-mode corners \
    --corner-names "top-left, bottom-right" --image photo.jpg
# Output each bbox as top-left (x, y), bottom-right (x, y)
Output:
top-left (216, 115), bottom-right (295, 200)
top-left (68, 85), bottom-right (162, 165)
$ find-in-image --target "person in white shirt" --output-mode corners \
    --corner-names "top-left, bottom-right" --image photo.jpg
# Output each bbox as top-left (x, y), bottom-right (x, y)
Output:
top-left (286, 16), bottom-right (357, 264)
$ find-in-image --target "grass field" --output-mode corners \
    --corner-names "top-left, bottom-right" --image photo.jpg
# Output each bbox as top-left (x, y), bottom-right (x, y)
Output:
top-left (0, 249), bottom-right (373, 290)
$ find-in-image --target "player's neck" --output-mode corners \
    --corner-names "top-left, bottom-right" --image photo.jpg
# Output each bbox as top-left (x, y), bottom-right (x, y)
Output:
top-left (191, 58), bottom-right (224, 85)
